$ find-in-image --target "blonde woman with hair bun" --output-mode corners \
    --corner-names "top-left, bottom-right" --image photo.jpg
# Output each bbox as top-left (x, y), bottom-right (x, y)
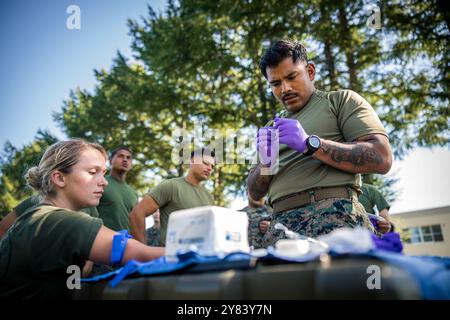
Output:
top-left (0, 139), bottom-right (164, 300)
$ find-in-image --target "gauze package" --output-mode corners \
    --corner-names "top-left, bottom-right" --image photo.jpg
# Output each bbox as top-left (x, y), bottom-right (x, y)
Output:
top-left (165, 206), bottom-right (250, 262)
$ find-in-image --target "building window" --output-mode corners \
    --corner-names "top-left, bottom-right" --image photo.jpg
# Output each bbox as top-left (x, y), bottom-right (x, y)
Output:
top-left (421, 226), bottom-right (433, 242)
top-left (432, 224), bottom-right (444, 242)
top-left (402, 224), bottom-right (444, 244)
top-left (410, 227), bottom-right (421, 243)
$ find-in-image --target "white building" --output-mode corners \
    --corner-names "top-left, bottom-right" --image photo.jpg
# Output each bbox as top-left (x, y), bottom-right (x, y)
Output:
top-left (391, 206), bottom-right (450, 257)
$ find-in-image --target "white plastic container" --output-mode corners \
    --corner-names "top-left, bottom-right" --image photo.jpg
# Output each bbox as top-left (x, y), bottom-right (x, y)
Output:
top-left (275, 239), bottom-right (310, 257)
top-left (165, 206), bottom-right (250, 262)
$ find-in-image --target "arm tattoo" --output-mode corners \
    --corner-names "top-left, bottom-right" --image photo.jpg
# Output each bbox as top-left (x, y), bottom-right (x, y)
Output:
top-left (321, 143), bottom-right (383, 166)
top-left (247, 165), bottom-right (273, 200)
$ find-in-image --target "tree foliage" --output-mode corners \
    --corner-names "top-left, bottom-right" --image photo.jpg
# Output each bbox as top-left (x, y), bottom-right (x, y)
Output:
top-left (0, 130), bottom-right (58, 217)
top-left (1, 0), bottom-right (448, 216)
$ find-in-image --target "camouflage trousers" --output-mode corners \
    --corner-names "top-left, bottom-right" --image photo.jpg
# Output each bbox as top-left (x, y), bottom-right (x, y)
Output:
top-left (260, 195), bottom-right (376, 248)
top-left (246, 206), bottom-right (272, 249)
top-left (146, 227), bottom-right (161, 246)
top-left (248, 216), bottom-right (271, 249)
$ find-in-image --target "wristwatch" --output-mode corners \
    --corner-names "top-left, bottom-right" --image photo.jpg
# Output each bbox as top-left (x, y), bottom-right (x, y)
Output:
top-left (304, 135), bottom-right (321, 156)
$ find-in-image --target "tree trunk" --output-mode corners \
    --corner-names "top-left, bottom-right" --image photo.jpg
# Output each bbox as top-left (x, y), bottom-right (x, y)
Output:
top-left (257, 67), bottom-right (269, 126)
top-left (338, 2), bottom-right (359, 91)
top-left (213, 166), bottom-right (226, 206)
top-left (320, 1), bottom-right (338, 89)
top-left (324, 40), bottom-right (338, 89)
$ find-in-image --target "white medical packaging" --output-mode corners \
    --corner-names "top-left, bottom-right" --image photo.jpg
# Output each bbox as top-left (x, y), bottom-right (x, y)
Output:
top-left (165, 206), bottom-right (250, 261)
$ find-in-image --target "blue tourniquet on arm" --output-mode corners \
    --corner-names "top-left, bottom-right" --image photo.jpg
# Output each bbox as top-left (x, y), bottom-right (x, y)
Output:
top-left (110, 230), bottom-right (133, 265)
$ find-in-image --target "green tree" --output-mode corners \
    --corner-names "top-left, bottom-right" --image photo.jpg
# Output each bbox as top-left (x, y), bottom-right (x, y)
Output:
top-left (3, 0), bottom-right (447, 211)
top-left (0, 130), bottom-right (58, 218)
top-left (380, 0), bottom-right (449, 156)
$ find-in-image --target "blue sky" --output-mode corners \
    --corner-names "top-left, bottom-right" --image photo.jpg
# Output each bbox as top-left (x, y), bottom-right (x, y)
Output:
top-left (0, 0), bottom-right (166, 147)
top-left (1, 1), bottom-right (449, 214)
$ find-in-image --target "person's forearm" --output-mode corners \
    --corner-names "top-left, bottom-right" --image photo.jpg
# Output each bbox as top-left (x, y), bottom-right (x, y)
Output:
top-left (379, 209), bottom-right (390, 221)
top-left (313, 137), bottom-right (392, 174)
top-left (123, 239), bottom-right (165, 263)
top-left (89, 226), bottom-right (163, 265)
top-left (247, 164), bottom-right (273, 201)
top-left (129, 211), bottom-right (147, 244)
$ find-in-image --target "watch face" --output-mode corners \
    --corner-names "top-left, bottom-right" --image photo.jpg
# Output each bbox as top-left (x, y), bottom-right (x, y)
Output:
top-left (309, 136), bottom-right (321, 148)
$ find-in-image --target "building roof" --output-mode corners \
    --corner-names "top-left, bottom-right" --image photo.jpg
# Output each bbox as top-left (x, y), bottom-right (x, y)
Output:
top-left (391, 205), bottom-right (450, 218)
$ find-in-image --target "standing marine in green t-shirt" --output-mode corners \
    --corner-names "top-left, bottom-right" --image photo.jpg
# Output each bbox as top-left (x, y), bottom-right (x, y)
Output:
top-left (130, 148), bottom-right (215, 246)
top-left (359, 183), bottom-right (394, 233)
top-left (146, 210), bottom-right (161, 247)
top-left (248, 40), bottom-right (393, 246)
top-left (240, 194), bottom-right (272, 249)
top-left (97, 147), bottom-right (139, 232)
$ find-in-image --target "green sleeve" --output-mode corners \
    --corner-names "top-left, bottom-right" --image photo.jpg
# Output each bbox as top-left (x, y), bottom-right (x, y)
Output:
top-left (147, 180), bottom-right (174, 207)
top-left (30, 210), bottom-right (103, 273)
top-left (373, 189), bottom-right (390, 212)
top-left (333, 90), bottom-right (388, 142)
top-left (14, 195), bottom-right (40, 217)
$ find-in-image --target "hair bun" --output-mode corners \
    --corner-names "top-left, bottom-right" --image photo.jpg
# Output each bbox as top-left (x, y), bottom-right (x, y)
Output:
top-left (25, 166), bottom-right (42, 190)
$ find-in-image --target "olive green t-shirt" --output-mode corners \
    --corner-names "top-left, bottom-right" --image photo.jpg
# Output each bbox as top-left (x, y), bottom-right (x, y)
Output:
top-left (14, 195), bottom-right (99, 218)
top-left (0, 204), bottom-right (103, 300)
top-left (147, 177), bottom-right (214, 245)
top-left (97, 176), bottom-right (139, 232)
top-left (256, 89), bottom-right (388, 204)
top-left (358, 183), bottom-right (390, 214)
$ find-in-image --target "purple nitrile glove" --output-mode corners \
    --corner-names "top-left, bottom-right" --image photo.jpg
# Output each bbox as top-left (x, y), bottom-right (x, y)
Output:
top-left (371, 232), bottom-right (403, 253)
top-left (256, 126), bottom-right (278, 166)
top-left (273, 117), bottom-right (308, 154)
top-left (369, 216), bottom-right (380, 232)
